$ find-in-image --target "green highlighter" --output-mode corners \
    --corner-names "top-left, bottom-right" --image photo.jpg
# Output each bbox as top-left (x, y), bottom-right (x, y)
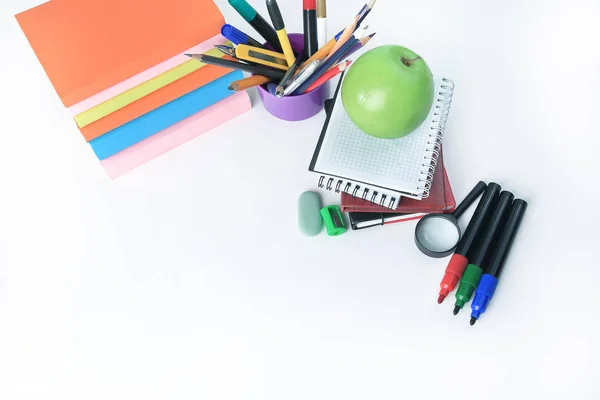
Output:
top-left (320, 205), bottom-right (347, 236)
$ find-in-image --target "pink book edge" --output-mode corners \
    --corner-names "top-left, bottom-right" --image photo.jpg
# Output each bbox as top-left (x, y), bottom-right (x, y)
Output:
top-left (100, 92), bottom-right (251, 179)
top-left (67, 34), bottom-right (227, 116)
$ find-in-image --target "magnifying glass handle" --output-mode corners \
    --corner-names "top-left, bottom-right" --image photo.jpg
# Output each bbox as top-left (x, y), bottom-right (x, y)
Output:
top-left (452, 181), bottom-right (488, 219)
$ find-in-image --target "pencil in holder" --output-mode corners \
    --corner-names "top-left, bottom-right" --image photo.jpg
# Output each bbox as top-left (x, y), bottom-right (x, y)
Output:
top-left (256, 33), bottom-right (326, 121)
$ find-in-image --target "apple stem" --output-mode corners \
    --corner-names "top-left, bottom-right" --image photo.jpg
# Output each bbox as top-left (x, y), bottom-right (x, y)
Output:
top-left (401, 56), bottom-right (422, 67)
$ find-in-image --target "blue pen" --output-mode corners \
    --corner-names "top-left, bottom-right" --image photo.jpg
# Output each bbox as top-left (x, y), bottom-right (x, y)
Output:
top-left (221, 24), bottom-right (266, 49)
top-left (470, 199), bottom-right (528, 325)
top-left (334, 0), bottom-right (375, 40)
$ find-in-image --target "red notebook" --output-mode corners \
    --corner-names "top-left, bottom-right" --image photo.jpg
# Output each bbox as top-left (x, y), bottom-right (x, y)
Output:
top-left (341, 152), bottom-right (456, 214)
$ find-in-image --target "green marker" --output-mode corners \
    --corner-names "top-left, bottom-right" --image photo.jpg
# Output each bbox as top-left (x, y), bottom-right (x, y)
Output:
top-left (454, 263), bottom-right (485, 311)
top-left (453, 191), bottom-right (514, 315)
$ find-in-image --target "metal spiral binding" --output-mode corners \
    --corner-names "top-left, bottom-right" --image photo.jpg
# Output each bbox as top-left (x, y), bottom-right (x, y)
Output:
top-left (317, 175), bottom-right (399, 209)
top-left (417, 78), bottom-right (455, 198)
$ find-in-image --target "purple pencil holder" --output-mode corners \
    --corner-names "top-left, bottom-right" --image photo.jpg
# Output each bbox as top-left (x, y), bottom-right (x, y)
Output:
top-left (256, 33), bottom-right (326, 122)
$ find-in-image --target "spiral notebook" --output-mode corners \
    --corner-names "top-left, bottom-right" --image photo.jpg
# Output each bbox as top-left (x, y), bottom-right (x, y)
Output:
top-left (308, 72), bottom-right (454, 209)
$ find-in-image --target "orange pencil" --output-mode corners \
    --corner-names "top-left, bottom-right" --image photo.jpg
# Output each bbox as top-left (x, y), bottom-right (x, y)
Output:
top-left (326, 15), bottom-right (359, 61)
top-left (229, 75), bottom-right (271, 91)
top-left (302, 60), bottom-right (351, 93)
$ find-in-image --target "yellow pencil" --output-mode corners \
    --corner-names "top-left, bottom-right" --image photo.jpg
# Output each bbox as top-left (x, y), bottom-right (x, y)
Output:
top-left (266, 0), bottom-right (296, 67)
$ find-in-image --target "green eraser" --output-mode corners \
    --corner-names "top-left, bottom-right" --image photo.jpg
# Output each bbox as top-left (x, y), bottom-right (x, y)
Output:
top-left (298, 191), bottom-right (323, 236)
top-left (320, 205), bottom-right (347, 236)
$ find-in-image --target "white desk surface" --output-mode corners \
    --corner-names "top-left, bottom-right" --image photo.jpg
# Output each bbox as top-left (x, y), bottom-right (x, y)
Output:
top-left (1, 0), bottom-right (599, 399)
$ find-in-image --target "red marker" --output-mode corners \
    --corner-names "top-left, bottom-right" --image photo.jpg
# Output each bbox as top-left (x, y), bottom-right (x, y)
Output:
top-left (437, 182), bottom-right (501, 303)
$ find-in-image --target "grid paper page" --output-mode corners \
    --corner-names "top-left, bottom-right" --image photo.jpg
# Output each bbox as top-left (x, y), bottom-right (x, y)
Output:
top-left (329, 110), bottom-right (425, 183)
top-left (313, 76), bottom-right (446, 197)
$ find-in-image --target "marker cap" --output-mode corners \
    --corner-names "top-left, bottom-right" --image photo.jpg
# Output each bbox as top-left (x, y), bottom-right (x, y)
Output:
top-left (317, 0), bottom-right (327, 17)
top-left (438, 253), bottom-right (468, 299)
top-left (470, 274), bottom-right (498, 320)
top-left (221, 24), bottom-right (248, 45)
top-left (266, 0), bottom-right (285, 30)
top-left (304, 0), bottom-right (317, 10)
top-left (454, 263), bottom-right (484, 309)
top-left (228, 0), bottom-right (257, 21)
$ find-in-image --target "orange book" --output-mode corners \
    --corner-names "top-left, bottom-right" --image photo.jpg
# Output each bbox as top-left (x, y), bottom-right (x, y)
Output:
top-left (15, 0), bottom-right (225, 108)
top-left (79, 64), bottom-right (232, 141)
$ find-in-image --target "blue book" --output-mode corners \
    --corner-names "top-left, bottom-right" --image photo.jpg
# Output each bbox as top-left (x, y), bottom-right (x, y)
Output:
top-left (90, 70), bottom-right (243, 160)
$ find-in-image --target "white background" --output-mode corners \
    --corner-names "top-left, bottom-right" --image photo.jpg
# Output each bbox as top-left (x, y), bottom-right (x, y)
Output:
top-left (1, 0), bottom-right (600, 399)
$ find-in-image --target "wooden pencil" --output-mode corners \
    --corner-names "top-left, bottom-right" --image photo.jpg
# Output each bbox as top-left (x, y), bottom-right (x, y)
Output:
top-left (338, 32), bottom-right (376, 60)
top-left (326, 15), bottom-right (359, 60)
top-left (229, 75), bottom-right (272, 91)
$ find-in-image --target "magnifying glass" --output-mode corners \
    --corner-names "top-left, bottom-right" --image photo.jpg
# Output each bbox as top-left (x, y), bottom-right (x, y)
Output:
top-left (414, 181), bottom-right (488, 258)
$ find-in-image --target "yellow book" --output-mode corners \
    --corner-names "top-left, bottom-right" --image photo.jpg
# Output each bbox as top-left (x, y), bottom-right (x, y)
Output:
top-left (74, 45), bottom-right (229, 128)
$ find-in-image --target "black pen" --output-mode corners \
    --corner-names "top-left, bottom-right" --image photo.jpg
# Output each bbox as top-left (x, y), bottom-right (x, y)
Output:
top-left (228, 0), bottom-right (283, 52)
top-left (266, 0), bottom-right (296, 66)
top-left (303, 0), bottom-right (318, 57)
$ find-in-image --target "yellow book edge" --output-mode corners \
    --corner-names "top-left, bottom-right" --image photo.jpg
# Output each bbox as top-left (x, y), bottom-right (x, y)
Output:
top-left (74, 44), bottom-right (231, 128)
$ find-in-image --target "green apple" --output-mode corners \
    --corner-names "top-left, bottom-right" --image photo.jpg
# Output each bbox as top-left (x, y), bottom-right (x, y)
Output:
top-left (341, 45), bottom-right (435, 139)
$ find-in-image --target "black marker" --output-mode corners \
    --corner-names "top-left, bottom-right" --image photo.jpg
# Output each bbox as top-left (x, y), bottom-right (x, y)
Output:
top-left (228, 0), bottom-right (283, 52)
top-left (303, 0), bottom-right (318, 57)
top-left (470, 199), bottom-right (528, 325)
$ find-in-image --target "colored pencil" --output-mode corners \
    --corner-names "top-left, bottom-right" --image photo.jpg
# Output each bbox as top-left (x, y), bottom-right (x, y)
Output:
top-left (334, 0), bottom-right (376, 40)
top-left (303, 37), bottom-right (336, 67)
top-left (339, 32), bottom-right (376, 60)
top-left (229, 75), bottom-right (272, 91)
top-left (292, 25), bottom-right (368, 94)
top-left (327, 15), bottom-right (359, 60)
top-left (302, 60), bottom-right (351, 93)
top-left (266, 0), bottom-right (296, 66)
top-left (358, 0), bottom-right (376, 25)
top-left (185, 54), bottom-right (285, 80)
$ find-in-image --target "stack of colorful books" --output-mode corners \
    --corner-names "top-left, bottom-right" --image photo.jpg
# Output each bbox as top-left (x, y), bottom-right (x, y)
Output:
top-left (15, 0), bottom-right (251, 178)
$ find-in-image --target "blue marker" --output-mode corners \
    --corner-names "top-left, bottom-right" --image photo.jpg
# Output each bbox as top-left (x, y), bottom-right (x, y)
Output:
top-left (221, 24), bottom-right (266, 49)
top-left (470, 199), bottom-right (528, 325)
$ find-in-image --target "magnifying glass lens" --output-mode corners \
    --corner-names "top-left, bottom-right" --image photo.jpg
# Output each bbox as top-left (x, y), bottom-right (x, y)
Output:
top-left (416, 216), bottom-right (461, 252)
